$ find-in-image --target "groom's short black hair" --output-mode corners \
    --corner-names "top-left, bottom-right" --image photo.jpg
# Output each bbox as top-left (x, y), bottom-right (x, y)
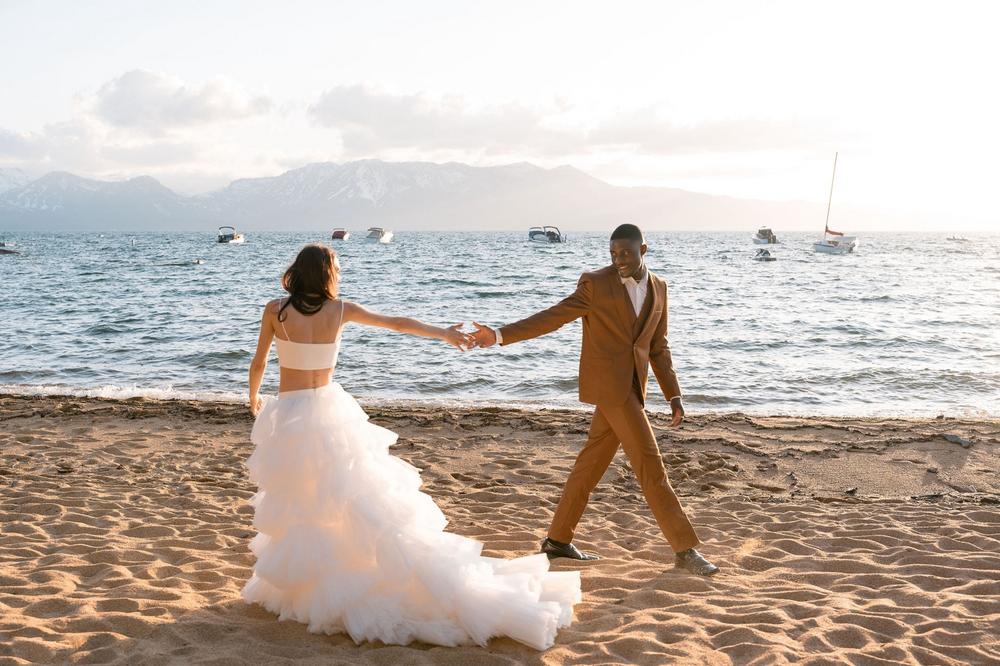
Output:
top-left (610, 224), bottom-right (644, 243)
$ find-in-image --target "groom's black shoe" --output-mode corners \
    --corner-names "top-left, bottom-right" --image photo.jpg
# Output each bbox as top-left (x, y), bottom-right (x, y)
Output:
top-left (540, 537), bottom-right (599, 561)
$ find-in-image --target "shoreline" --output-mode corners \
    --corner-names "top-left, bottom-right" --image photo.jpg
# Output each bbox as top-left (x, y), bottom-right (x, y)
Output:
top-left (2, 393), bottom-right (998, 664)
top-left (2, 385), bottom-right (997, 421)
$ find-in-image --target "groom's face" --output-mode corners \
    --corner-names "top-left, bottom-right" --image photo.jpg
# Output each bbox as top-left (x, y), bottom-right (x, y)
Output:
top-left (610, 239), bottom-right (647, 278)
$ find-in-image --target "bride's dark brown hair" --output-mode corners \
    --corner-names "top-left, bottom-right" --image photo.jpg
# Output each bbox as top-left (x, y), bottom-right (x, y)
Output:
top-left (278, 244), bottom-right (340, 320)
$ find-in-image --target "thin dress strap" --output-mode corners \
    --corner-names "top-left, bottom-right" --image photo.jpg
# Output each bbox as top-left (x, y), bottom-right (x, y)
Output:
top-left (338, 299), bottom-right (345, 338)
top-left (277, 298), bottom-right (291, 339)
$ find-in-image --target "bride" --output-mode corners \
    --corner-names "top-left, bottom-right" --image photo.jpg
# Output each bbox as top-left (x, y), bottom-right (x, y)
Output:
top-left (244, 244), bottom-right (581, 649)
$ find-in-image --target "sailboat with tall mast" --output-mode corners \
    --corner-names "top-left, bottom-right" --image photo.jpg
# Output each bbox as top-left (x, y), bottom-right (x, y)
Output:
top-left (813, 152), bottom-right (858, 254)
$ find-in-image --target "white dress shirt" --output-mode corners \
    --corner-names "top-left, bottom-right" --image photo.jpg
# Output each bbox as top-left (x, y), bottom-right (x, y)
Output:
top-left (620, 271), bottom-right (649, 317)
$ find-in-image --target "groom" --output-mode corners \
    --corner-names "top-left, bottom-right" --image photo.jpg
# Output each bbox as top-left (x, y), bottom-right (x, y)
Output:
top-left (471, 224), bottom-right (718, 576)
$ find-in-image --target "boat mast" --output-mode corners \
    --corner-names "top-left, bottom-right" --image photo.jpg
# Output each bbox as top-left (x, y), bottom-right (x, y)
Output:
top-left (823, 151), bottom-right (838, 238)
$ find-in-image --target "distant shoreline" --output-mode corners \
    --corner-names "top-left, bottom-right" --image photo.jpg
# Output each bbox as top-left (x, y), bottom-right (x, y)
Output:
top-left (4, 229), bottom-right (1000, 236)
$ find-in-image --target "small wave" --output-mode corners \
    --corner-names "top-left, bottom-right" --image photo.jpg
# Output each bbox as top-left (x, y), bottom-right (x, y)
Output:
top-left (829, 324), bottom-right (877, 335)
top-left (82, 323), bottom-right (131, 335)
top-left (425, 277), bottom-right (490, 287)
top-left (0, 384), bottom-right (245, 403)
top-left (176, 349), bottom-right (251, 364)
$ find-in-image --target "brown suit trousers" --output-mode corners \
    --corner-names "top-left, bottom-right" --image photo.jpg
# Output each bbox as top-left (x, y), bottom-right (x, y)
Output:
top-left (547, 389), bottom-right (700, 553)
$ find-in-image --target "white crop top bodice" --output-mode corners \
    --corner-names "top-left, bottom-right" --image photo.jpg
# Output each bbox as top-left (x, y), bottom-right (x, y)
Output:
top-left (275, 337), bottom-right (341, 371)
top-left (274, 298), bottom-right (343, 371)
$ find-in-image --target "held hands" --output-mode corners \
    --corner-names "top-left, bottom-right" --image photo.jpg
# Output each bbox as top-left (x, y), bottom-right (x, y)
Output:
top-left (440, 321), bottom-right (495, 350)
top-left (443, 323), bottom-right (475, 351)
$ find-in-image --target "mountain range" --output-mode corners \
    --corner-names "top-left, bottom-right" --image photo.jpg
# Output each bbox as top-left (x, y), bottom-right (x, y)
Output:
top-left (0, 160), bottom-right (854, 232)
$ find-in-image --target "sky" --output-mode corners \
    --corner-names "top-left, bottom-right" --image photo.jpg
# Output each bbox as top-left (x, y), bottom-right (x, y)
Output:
top-left (1, 0), bottom-right (998, 230)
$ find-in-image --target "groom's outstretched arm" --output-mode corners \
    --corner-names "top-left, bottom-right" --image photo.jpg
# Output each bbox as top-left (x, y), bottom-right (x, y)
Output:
top-left (478, 274), bottom-right (594, 347)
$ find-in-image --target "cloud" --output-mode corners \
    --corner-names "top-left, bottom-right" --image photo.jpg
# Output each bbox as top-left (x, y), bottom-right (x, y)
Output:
top-left (308, 85), bottom-right (579, 155)
top-left (308, 86), bottom-right (840, 160)
top-left (0, 128), bottom-right (46, 159)
top-left (588, 111), bottom-right (839, 154)
top-left (4, 78), bottom-right (844, 196)
top-left (95, 69), bottom-right (272, 134)
top-left (102, 141), bottom-right (199, 167)
top-left (0, 117), bottom-right (201, 179)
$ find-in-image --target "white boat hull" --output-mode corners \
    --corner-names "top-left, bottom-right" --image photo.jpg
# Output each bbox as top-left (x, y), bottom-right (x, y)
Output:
top-left (814, 237), bottom-right (857, 254)
top-left (366, 230), bottom-right (393, 243)
top-left (753, 237), bottom-right (778, 244)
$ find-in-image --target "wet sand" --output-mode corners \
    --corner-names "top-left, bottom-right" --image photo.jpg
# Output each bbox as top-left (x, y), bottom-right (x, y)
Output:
top-left (1, 394), bottom-right (998, 665)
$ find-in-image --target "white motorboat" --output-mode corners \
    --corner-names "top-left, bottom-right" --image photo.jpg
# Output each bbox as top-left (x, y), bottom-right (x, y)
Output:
top-left (331, 228), bottom-right (350, 240)
top-left (217, 226), bottom-right (246, 244)
top-left (528, 226), bottom-right (565, 243)
top-left (366, 227), bottom-right (394, 243)
top-left (813, 153), bottom-right (858, 255)
top-left (946, 236), bottom-right (968, 242)
top-left (752, 227), bottom-right (779, 244)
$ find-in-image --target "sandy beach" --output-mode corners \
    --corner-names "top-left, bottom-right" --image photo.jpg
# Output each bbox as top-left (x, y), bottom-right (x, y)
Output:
top-left (1, 393), bottom-right (998, 665)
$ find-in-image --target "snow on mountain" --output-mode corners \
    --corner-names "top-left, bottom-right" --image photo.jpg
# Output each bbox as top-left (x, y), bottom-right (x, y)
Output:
top-left (185, 159), bottom-right (610, 228)
top-left (200, 160), bottom-right (476, 210)
top-left (0, 172), bottom-right (185, 228)
top-left (0, 167), bottom-right (30, 194)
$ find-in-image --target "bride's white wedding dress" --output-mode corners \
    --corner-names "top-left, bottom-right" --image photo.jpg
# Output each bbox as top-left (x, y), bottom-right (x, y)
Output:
top-left (242, 303), bottom-right (581, 650)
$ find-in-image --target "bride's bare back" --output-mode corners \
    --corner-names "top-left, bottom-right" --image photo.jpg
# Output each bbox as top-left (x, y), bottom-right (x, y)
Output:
top-left (268, 298), bottom-right (344, 393)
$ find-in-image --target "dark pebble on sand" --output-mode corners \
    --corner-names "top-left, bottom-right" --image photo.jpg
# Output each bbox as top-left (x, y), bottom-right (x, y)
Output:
top-left (943, 434), bottom-right (973, 448)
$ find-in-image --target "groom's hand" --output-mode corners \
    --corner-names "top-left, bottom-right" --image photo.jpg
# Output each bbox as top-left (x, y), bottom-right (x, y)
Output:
top-left (471, 321), bottom-right (497, 349)
top-left (669, 397), bottom-right (685, 427)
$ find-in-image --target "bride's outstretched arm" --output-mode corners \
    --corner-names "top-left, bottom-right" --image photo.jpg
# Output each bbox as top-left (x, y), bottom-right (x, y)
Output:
top-left (248, 301), bottom-right (276, 415)
top-left (343, 301), bottom-right (472, 351)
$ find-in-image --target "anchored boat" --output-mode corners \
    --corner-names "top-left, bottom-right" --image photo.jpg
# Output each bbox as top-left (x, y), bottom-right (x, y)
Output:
top-left (366, 227), bottom-right (394, 243)
top-left (217, 226), bottom-right (246, 244)
top-left (813, 153), bottom-right (857, 255)
top-left (528, 226), bottom-right (565, 243)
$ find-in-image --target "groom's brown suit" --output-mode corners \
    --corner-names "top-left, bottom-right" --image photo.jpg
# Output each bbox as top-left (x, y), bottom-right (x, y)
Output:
top-left (499, 265), bottom-right (700, 553)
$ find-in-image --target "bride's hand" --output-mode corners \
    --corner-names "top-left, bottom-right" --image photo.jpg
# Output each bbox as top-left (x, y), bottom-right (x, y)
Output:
top-left (249, 394), bottom-right (263, 416)
top-left (443, 323), bottom-right (474, 351)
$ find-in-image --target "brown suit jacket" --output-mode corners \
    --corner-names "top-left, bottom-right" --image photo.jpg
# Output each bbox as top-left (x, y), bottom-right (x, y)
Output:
top-left (499, 265), bottom-right (682, 406)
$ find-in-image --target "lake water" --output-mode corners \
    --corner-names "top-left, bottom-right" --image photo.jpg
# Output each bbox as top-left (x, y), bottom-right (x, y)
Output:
top-left (1, 230), bottom-right (998, 416)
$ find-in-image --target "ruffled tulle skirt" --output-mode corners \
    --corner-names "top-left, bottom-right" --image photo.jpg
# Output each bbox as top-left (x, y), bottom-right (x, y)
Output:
top-left (241, 383), bottom-right (581, 649)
